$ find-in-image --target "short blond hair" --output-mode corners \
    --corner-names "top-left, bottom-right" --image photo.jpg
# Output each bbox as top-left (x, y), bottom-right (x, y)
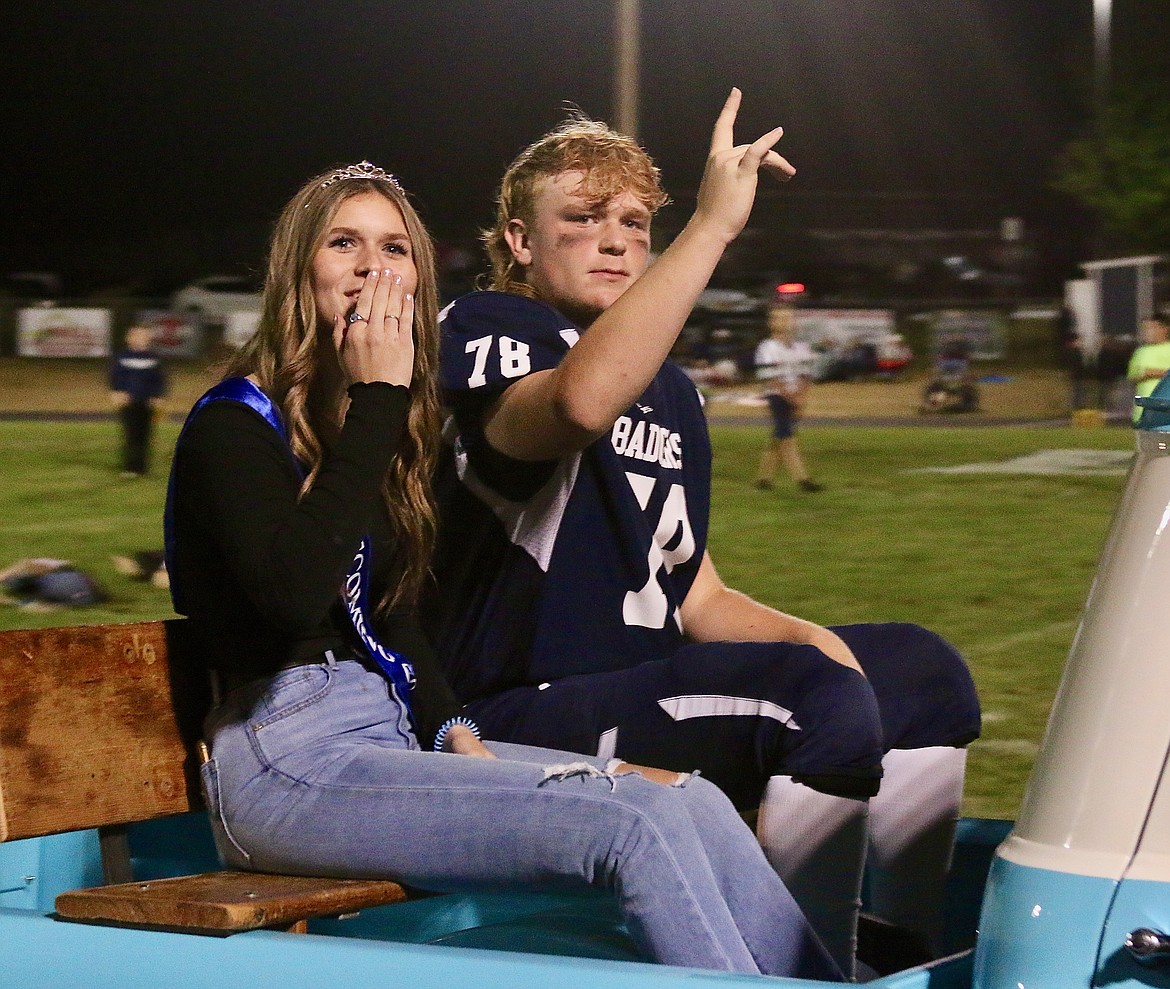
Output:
top-left (483, 117), bottom-right (669, 296)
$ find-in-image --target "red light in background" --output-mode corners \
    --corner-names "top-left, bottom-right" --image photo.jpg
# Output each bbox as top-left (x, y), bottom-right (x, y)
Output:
top-left (775, 282), bottom-right (806, 295)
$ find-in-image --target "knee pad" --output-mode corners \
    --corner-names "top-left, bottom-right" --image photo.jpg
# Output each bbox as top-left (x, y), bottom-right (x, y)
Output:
top-left (655, 640), bottom-right (886, 800)
top-left (832, 623), bottom-right (981, 750)
top-left (775, 647), bottom-right (884, 799)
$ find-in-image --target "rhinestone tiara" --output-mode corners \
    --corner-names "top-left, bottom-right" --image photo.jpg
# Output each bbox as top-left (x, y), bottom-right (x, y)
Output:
top-left (320, 161), bottom-right (402, 190)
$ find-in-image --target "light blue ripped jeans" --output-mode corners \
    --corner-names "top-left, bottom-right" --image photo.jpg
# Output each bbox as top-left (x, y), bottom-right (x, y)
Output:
top-left (200, 656), bottom-right (841, 981)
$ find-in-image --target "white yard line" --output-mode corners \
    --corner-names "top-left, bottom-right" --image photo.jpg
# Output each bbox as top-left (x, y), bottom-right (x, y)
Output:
top-left (962, 619), bottom-right (1079, 659)
top-left (971, 739), bottom-right (1040, 756)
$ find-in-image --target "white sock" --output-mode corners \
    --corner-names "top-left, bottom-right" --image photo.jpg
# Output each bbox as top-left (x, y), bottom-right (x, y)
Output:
top-left (756, 775), bottom-right (868, 980)
top-left (865, 746), bottom-right (967, 953)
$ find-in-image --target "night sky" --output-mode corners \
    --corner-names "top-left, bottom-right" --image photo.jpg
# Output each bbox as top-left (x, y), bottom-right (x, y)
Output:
top-left (2, 1), bottom-right (1163, 294)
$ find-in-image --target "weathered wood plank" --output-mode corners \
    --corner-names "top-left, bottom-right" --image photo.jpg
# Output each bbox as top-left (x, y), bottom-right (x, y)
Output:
top-left (0, 621), bottom-right (207, 841)
top-left (56, 870), bottom-right (410, 932)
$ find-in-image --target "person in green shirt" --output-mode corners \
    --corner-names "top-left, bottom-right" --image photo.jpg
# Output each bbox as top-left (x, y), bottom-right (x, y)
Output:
top-left (1127, 313), bottom-right (1170, 423)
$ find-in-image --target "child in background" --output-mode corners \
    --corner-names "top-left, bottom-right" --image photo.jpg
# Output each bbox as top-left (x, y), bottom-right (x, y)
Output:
top-left (754, 303), bottom-right (822, 493)
top-left (109, 324), bottom-right (167, 476)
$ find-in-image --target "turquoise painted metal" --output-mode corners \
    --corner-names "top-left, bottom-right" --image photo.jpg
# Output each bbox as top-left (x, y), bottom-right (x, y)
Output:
top-left (973, 858), bottom-right (1115, 989)
top-left (0, 813), bottom-right (994, 988)
top-left (1100, 875), bottom-right (1170, 989)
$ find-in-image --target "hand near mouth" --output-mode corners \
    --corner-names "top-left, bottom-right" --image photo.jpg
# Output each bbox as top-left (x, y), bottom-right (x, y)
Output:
top-left (332, 268), bottom-right (415, 388)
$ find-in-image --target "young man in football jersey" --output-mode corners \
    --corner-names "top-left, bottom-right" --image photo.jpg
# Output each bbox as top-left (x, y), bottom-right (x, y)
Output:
top-left (426, 90), bottom-right (980, 977)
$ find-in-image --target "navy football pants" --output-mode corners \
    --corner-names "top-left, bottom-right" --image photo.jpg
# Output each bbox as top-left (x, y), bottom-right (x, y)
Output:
top-left (465, 623), bottom-right (980, 809)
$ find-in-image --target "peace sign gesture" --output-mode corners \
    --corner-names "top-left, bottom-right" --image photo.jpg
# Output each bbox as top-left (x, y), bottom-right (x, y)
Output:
top-left (694, 88), bottom-right (795, 247)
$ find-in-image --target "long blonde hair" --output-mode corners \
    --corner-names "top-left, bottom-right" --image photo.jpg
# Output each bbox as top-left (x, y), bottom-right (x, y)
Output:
top-left (483, 116), bottom-right (670, 296)
top-left (226, 167), bottom-right (440, 610)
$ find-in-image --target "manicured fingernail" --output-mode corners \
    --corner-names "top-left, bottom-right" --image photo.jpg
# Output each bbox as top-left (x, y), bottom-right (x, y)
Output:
top-left (384, 268), bottom-right (393, 278)
top-left (369, 269), bottom-right (379, 279)
top-left (405, 293), bottom-right (413, 303)
top-left (393, 274), bottom-right (401, 285)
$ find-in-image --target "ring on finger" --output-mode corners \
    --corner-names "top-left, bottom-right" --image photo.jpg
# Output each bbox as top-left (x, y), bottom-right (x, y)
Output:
top-left (385, 314), bottom-right (400, 323)
top-left (346, 311), bottom-right (366, 326)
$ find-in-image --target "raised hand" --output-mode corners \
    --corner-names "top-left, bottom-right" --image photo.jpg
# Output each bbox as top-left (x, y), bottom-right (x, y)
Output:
top-left (332, 269), bottom-right (416, 388)
top-left (693, 88), bottom-right (795, 246)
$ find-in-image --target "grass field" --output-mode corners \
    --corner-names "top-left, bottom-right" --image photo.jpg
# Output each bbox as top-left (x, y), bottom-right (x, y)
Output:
top-left (0, 412), bottom-right (1134, 819)
top-left (707, 424), bottom-right (1130, 818)
top-left (0, 356), bottom-right (1083, 422)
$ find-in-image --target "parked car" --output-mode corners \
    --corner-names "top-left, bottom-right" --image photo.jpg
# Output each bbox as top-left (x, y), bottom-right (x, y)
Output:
top-left (170, 275), bottom-right (262, 326)
top-left (6, 395), bottom-right (1170, 988)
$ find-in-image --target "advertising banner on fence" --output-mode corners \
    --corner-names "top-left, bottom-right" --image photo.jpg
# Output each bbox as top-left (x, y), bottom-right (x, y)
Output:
top-left (135, 310), bottom-right (203, 358)
top-left (17, 307), bottom-right (111, 357)
top-left (794, 309), bottom-right (895, 349)
top-left (792, 309), bottom-right (908, 380)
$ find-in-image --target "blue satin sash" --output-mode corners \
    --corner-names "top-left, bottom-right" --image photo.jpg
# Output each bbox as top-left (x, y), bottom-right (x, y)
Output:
top-left (164, 377), bottom-right (415, 720)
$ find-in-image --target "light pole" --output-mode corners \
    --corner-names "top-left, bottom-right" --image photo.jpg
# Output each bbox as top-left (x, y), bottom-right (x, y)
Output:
top-left (613, 0), bottom-right (640, 138)
top-left (1093, 0), bottom-right (1112, 111)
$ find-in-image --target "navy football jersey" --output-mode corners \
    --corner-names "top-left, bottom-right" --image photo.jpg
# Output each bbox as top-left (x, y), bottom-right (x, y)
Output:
top-left (428, 291), bottom-right (712, 701)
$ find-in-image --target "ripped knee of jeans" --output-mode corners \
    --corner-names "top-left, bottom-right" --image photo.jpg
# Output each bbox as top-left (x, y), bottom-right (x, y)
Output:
top-left (538, 760), bottom-right (701, 791)
top-left (540, 761), bottom-right (617, 790)
top-left (606, 759), bottom-right (700, 788)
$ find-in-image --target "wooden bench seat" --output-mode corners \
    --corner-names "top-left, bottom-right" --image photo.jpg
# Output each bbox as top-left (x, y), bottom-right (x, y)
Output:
top-left (0, 620), bottom-right (413, 934)
top-left (55, 870), bottom-right (409, 934)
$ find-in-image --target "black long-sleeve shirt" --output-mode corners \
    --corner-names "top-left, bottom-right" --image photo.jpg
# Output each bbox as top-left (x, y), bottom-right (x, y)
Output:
top-left (169, 381), bottom-right (461, 748)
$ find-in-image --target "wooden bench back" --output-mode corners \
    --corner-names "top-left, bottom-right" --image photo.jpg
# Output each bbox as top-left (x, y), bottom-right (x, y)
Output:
top-left (0, 620), bottom-right (210, 842)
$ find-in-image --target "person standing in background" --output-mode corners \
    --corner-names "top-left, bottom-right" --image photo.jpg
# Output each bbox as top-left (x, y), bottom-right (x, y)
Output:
top-left (1127, 312), bottom-right (1170, 423)
top-left (1055, 304), bottom-right (1088, 411)
top-left (754, 304), bottom-right (821, 492)
top-left (109, 323), bottom-right (167, 476)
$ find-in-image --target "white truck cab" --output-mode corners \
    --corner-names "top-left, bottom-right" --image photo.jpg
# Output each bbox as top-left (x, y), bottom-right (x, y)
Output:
top-left (975, 387), bottom-right (1170, 988)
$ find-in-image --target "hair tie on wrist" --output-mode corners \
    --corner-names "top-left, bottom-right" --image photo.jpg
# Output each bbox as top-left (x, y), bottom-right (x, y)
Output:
top-left (433, 716), bottom-right (481, 752)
